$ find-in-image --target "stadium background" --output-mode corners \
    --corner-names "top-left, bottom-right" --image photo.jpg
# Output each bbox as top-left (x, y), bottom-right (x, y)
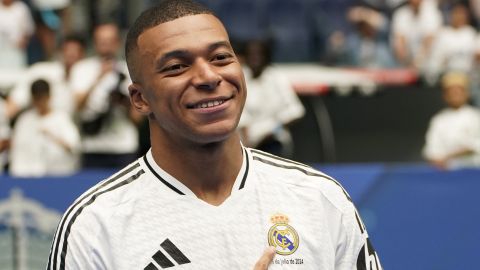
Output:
top-left (1, 0), bottom-right (480, 269)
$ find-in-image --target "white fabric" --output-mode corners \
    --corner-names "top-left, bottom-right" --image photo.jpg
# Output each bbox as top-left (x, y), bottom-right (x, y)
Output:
top-left (426, 26), bottom-right (478, 80)
top-left (31, 0), bottom-right (70, 10)
top-left (391, 0), bottom-right (442, 64)
top-left (239, 66), bottom-right (305, 147)
top-left (0, 1), bottom-right (35, 69)
top-left (69, 57), bottom-right (138, 154)
top-left (0, 99), bottom-right (9, 140)
top-left (48, 147), bottom-right (382, 270)
top-left (10, 61), bottom-right (75, 115)
top-left (10, 109), bottom-right (81, 177)
top-left (423, 105), bottom-right (480, 168)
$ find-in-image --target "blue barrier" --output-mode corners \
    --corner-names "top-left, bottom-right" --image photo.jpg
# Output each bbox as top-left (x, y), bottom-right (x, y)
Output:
top-left (316, 164), bottom-right (480, 270)
top-left (1, 165), bottom-right (479, 269)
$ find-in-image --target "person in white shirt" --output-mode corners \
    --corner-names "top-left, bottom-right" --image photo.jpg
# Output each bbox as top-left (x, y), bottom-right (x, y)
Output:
top-left (391, 0), bottom-right (442, 70)
top-left (47, 1), bottom-right (382, 269)
top-left (70, 23), bottom-right (141, 168)
top-left (0, 0), bottom-right (35, 69)
top-left (423, 72), bottom-right (480, 169)
top-left (239, 40), bottom-right (305, 158)
top-left (6, 34), bottom-right (86, 119)
top-left (425, 3), bottom-right (478, 84)
top-left (10, 79), bottom-right (81, 177)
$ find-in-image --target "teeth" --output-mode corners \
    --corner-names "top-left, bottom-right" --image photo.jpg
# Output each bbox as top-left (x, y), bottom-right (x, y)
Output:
top-left (194, 99), bottom-right (225, 109)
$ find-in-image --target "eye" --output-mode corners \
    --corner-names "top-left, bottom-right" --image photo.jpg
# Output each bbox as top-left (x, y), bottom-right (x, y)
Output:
top-left (161, 63), bottom-right (188, 74)
top-left (211, 53), bottom-right (233, 63)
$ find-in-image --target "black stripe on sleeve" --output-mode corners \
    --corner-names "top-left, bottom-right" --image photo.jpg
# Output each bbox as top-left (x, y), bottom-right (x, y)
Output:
top-left (160, 239), bottom-right (191, 265)
top-left (57, 169), bottom-right (145, 270)
top-left (251, 154), bottom-right (367, 233)
top-left (252, 155), bottom-right (352, 202)
top-left (355, 210), bottom-right (365, 234)
top-left (250, 148), bottom-right (310, 168)
top-left (49, 162), bottom-right (140, 270)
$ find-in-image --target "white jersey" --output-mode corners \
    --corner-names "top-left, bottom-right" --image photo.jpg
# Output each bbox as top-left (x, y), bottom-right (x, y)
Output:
top-left (47, 147), bottom-right (381, 270)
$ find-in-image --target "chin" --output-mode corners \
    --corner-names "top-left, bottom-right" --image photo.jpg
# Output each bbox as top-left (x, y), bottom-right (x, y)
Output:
top-left (194, 123), bottom-right (239, 144)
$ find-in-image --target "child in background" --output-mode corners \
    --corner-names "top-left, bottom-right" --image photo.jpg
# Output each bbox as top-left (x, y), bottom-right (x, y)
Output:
top-left (10, 79), bottom-right (80, 177)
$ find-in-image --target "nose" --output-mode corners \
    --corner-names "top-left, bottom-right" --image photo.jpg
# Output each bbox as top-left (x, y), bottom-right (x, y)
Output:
top-left (191, 59), bottom-right (221, 90)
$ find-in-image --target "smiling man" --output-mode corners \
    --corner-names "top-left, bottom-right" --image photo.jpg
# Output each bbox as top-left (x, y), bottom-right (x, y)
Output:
top-left (47, 1), bottom-right (381, 269)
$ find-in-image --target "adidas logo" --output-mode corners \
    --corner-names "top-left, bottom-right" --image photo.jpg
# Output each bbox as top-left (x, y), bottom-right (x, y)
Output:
top-left (144, 239), bottom-right (191, 269)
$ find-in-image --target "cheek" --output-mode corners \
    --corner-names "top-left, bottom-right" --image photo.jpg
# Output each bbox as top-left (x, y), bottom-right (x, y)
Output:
top-left (220, 65), bottom-right (246, 91)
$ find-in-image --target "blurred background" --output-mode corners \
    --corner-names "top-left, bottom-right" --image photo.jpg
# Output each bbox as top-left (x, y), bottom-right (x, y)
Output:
top-left (1, 0), bottom-right (480, 269)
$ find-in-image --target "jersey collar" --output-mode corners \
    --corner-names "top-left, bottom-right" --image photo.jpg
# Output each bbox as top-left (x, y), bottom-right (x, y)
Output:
top-left (143, 146), bottom-right (250, 196)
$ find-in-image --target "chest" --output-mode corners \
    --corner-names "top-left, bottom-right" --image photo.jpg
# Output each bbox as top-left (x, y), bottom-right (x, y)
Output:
top-left (101, 190), bottom-right (338, 270)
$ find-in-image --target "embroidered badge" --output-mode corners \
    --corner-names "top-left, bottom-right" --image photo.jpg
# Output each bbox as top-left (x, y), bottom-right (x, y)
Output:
top-left (268, 213), bottom-right (299, 255)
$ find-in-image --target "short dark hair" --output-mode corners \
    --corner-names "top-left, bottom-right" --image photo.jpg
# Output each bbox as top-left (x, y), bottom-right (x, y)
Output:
top-left (125, 0), bottom-right (215, 82)
top-left (31, 79), bottom-right (50, 100)
top-left (63, 33), bottom-right (87, 49)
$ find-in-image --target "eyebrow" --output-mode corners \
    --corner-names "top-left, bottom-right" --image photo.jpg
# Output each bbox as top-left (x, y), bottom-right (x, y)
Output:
top-left (155, 41), bottom-right (232, 68)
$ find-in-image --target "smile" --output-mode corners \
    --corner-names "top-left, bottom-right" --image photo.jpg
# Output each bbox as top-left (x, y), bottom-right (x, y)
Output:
top-left (194, 99), bottom-right (225, 109)
top-left (187, 97), bottom-right (231, 109)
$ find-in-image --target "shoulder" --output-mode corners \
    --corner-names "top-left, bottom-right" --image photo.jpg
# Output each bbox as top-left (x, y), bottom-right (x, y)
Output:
top-left (48, 110), bottom-right (74, 123)
top-left (248, 148), bottom-right (353, 211)
top-left (48, 161), bottom-right (146, 268)
top-left (461, 106), bottom-right (480, 118)
top-left (464, 26), bottom-right (477, 36)
top-left (430, 108), bottom-right (451, 121)
top-left (392, 6), bottom-right (410, 19)
top-left (15, 110), bottom-right (35, 124)
top-left (72, 57), bottom-right (99, 71)
top-left (65, 161), bottom-right (146, 224)
top-left (12, 1), bottom-right (30, 11)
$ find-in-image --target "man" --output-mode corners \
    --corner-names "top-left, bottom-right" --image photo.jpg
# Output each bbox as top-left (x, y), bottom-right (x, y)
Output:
top-left (70, 23), bottom-right (141, 168)
top-left (239, 39), bottom-right (305, 158)
top-left (47, 1), bottom-right (382, 269)
top-left (423, 72), bottom-right (480, 169)
top-left (6, 34), bottom-right (86, 119)
top-left (391, 0), bottom-right (442, 69)
top-left (0, 0), bottom-right (35, 69)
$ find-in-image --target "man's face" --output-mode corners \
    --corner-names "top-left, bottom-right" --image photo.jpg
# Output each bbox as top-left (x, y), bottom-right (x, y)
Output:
top-left (94, 25), bottom-right (120, 59)
top-left (443, 85), bottom-right (469, 109)
top-left (130, 14), bottom-right (246, 145)
top-left (62, 41), bottom-right (84, 68)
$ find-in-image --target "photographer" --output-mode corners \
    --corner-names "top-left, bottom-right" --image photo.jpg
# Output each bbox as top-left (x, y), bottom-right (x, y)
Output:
top-left (71, 23), bottom-right (142, 168)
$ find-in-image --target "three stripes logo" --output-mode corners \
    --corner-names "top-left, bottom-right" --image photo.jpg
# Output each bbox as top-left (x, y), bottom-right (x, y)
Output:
top-left (144, 239), bottom-right (191, 269)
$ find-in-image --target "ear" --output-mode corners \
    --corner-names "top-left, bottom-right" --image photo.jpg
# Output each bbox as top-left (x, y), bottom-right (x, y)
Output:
top-left (129, 83), bottom-right (151, 115)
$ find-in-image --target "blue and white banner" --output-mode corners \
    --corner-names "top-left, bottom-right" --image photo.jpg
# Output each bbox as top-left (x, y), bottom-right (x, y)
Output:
top-left (0, 170), bottom-right (115, 270)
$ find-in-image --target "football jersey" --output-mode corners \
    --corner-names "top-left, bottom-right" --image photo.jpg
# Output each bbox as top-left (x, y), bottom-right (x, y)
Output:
top-left (47, 147), bottom-right (381, 270)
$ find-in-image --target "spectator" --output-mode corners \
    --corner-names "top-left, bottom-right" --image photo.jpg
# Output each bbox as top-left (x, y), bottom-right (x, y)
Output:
top-left (10, 79), bottom-right (81, 177)
top-left (0, 0), bottom-right (35, 68)
top-left (70, 23), bottom-right (140, 168)
top-left (29, 0), bottom-right (72, 61)
top-left (423, 72), bottom-right (480, 169)
top-left (0, 97), bottom-right (10, 173)
top-left (391, 0), bottom-right (442, 70)
top-left (326, 6), bottom-right (396, 68)
top-left (6, 34), bottom-right (86, 119)
top-left (425, 3), bottom-right (477, 84)
top-left (238, 40), bottom-right (305, 157)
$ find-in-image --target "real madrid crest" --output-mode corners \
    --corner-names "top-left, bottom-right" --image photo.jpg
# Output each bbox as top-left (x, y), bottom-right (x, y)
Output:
top-left (268, 213), bottom-right (299, 255)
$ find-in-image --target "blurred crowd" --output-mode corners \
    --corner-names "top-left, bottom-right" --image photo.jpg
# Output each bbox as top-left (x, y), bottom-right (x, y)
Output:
top-left (0, 0), bottom-right (480, 177)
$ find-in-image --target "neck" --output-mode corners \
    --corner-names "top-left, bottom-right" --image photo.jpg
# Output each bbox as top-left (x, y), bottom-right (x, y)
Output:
top-left (149, 127), bottom-right (244, 206)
